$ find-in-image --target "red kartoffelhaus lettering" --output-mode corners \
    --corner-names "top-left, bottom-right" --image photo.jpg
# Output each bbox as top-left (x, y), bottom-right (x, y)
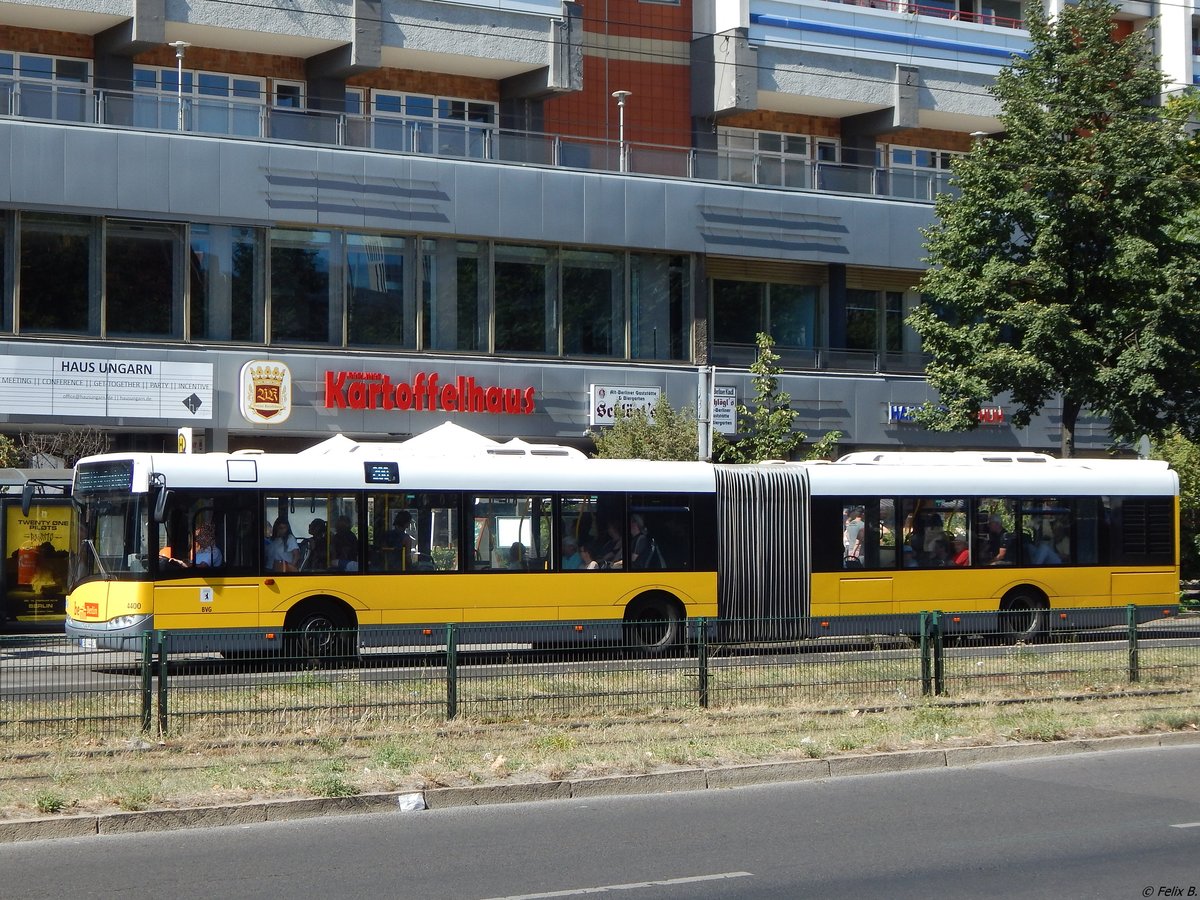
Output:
top-left (325, 371), bottom-right (536, 415)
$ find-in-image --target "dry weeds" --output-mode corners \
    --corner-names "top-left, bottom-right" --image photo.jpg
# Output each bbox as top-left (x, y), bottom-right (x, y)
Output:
top-left (2, 691), bottom-right (1196, 821)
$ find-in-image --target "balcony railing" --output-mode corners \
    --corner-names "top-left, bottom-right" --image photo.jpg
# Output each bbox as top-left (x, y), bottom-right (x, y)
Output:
top-left (0, 77), bottom-right (960, 204)
top-left (820, 0), bottom-right (1024, 29)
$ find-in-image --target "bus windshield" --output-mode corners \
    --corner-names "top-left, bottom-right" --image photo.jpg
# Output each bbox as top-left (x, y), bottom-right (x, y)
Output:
top-left (70, 493), bottom-right (150, 589)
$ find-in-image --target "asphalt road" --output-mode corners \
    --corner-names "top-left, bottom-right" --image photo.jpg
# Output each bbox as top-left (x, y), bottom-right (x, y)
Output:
top-left (2, 745), bottom-right (1197, 899)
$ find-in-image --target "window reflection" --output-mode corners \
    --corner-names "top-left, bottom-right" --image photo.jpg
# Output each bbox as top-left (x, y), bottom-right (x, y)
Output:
top-left (106, 220), bottom-right (182, 338)
top-left (270, 228), bottom-right (335, 344)
top-left (20, 213), bottom-right (91, 335)
top-left (347, 233), bottom-right (411, 348)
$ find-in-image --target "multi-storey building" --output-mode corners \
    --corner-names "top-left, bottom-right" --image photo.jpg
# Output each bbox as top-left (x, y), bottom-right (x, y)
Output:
top-left (0, 0), bottom-right (1181, 454)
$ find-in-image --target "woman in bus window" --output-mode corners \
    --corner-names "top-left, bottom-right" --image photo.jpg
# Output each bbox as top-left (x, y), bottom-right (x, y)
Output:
top-left (265, 518), bottom-right (300, 572)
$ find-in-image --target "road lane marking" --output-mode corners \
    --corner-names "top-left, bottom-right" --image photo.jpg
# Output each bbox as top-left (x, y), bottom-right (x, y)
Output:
top-left (1170, 822), bottom-right (1200, 828)
top-left (480, 871), bottom-right (754, 899)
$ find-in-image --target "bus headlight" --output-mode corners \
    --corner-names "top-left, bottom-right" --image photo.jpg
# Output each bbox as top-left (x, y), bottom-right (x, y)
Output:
top-left (110, 615), bottom-right (149, 630)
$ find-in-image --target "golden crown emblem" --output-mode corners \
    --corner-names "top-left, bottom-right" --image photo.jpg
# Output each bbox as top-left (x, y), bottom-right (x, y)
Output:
top-left (249, 364), bottom-right (286, 388)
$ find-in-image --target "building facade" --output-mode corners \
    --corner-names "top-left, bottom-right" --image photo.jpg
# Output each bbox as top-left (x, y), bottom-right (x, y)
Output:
top-left (0, 0), bottom-right (1183, 455)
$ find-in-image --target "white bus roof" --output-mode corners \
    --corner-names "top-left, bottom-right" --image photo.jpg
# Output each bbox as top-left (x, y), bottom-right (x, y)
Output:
top-left (76, 444), bottom-right (1178, 499)
top-left (815, 453), bottom-right (1177, 497)
top-left (80, 450), bottom-right (720, 495)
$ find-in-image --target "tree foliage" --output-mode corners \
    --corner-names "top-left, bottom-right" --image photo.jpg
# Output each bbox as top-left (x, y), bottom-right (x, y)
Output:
top-left (589, 394), bottom-right (699, 460)
top-left (910, 0), bottom-right (1200, 456)
top-left (713, 332), bottom-right (842, 463)
top-left (0, 435), bottom-right (19, 468)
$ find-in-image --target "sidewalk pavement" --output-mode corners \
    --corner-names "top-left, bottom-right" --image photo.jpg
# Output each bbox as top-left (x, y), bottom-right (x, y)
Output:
top-left (3, 730), bottom-right (1197, 844)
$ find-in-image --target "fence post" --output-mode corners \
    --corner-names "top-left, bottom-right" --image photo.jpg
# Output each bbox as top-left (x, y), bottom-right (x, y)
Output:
top-left (931, 611), bottom-right (945, 696)
top-left (919, 611), bottom-right (931, 696)
top-left (155, 631), bottom-right (168, 736)
top-left (446, 623), bottom-right (458, 720)
top-left (140, 630), bottom-right (154, 733)
top-left (1127, 604), bottom-right (1139, 684)
top-left (697, 618), bottom-right (709, 709)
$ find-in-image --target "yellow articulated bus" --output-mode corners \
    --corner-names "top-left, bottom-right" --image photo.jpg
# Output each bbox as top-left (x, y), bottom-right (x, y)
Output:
top-left (63, 445), bottom-right (1178, 655)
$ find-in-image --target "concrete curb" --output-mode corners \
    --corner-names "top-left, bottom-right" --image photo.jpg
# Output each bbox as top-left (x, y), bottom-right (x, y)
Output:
top-left (3, 731), bottom-right (1198, 843)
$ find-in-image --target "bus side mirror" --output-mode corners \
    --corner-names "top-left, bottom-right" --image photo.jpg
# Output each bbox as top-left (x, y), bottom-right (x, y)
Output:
top-left (154, 489), bottom-right (172, 524)
top-left (20, 482), bottom-right (33, 517)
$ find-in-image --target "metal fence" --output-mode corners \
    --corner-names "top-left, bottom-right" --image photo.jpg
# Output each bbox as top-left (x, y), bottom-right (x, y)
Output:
top-left (1, 606), bottom-right (1195, 741)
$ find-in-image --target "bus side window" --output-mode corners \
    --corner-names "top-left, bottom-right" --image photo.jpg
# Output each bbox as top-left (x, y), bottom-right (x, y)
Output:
top-left (809, 497), bottom-right (845, 571)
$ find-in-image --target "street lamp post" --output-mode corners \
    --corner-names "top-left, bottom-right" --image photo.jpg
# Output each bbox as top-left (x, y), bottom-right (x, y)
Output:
top-left (168, 40), bottom-right (190, 131)
top-left (611, 90), bottom-right (631, 172)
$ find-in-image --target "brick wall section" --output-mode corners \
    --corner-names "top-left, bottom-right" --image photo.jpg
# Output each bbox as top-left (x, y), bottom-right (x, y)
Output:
top-left (0, 25), bottom-right (91, 59)
top-left (720, 111), bottom-right (842, 139)
top-left (132, 47), bottom-right (306, 82)
top-left (544, 0), bottom-right (692, 146)
top-left (349, 70), bottom-right (500, 102)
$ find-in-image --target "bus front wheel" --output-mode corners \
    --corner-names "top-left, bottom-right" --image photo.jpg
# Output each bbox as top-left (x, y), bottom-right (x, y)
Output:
top-left (624, 594), bottom-right (683, 656)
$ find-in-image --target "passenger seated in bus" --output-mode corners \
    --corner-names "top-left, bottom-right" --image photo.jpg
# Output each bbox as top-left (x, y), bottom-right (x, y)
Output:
top-left (902, 545), bottom-right (919, 567)
top-left (628, 514), bottom-right (663, 569)
top-left (1026, 534), bottom-right (1062, 565)
top-left (265, 518), bottom-right (300, 572)
top-left (561, 537), bottom-right (582, 570)
top-left (952, 536), bottom-right (970, 566)
top-left (927, 538), bottom-right (953, 567)
top-left (984, 516), bottom-right (1015, 565)
top-left (507, 542), bottom-right (525, 570)
top-left (580, 543), bottom-right (602, 570)
top-left (921, 512), bottom-right (946, 554)
top-left (384, 510), bottom-right (416, 570)
top-left (601, 521), bottom-right (623, 568)
top-left (331, 516), bottom-right (359, 571)
top-left (301, 518), bottom-right (328, 570)
top-left (191, 523), bottom-right (223, 568)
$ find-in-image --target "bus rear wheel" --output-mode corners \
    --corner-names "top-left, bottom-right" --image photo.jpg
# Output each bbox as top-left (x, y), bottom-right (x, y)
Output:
top-left (285, 602), bottom-right (357, 664)
top-left (624, 594), bottom-right (682, 656)
top-left (1000, 593), bottom-right (1047, 645)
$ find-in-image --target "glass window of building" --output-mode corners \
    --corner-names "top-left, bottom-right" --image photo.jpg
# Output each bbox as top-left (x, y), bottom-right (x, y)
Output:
top-left (373, 92), bottom-right (496, 157)
top-left (494, 244), bottom-right (556, 354)
top-left (273, 81), bottom-right (304, 109)
top-left (563, 249), bottom-right (623, 357)
top-left (0, 213), bottom-right (7, 332)
top-left (713, 279), bottom-right (816, 350)
top-left (770, 283), bottom-right (818, 349)
top-left (11, 53), bottom-right (89, 122)
top-left (845, 288), bottom-right (878, 352)
top-left (712, 280), bottom-right (763, 345)
top-left (422, 239), bottom-right (489, 352)
top-left (270, 228), bottom-right (339, 345)
top-left (631, 253), bottom-right (688, 361)
top-left (845, 289), bottom-right (905, 354)
top-left (347, 232), bottom-right (413, 348)
top-left (19, 213), bottom-right (93, 335)
top-left (190, 224), bottom-right (265, 342)
top-left (888, 145), bottom-right (962, 200)
top-left (106, 219), bottom-right (183, 338)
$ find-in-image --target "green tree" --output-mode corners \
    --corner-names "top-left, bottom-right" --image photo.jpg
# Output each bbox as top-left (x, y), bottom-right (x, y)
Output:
top-left (0, 434), bottom-right (18, 468)
top-left (713, 332), bottom-right (841, 463)
top-left (1152, 429), bottom-right (1200, 581)
top-left (590, 394), bottom-right (699, 460)
top-left (909, 0), bottom-right (1200, 456)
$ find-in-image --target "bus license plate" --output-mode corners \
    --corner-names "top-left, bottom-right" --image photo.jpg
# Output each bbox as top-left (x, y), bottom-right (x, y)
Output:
top-left (79, 638), bottom-right (97, 650)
